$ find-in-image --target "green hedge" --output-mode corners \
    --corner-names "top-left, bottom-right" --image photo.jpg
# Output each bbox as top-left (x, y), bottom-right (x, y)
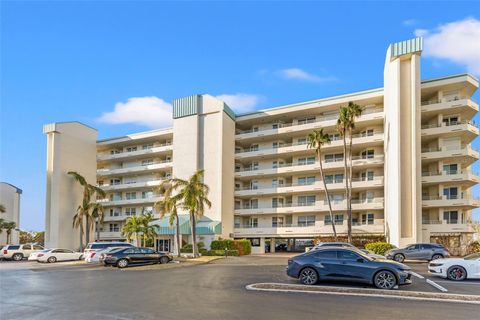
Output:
top-left (365, 242), bottom-right (395, 256)
top-left (468, 241), bottom-right (480, 254)
top-left (233, 239), bottom-right (251, 255)
top-left (210, 239), bottom-right (251, 255)
top-left (210, 239), bottom-right (235, 250)
top-left (180, 242), bottom-right (205, 253)
top-left (203, 249), bottom-right (239, 256)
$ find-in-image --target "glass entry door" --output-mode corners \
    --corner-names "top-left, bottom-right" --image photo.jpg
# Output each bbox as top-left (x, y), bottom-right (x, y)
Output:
top-left (156, 239), bottom-right (171, 252)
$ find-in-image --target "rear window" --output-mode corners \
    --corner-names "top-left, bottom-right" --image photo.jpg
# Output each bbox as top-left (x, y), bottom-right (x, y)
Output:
top-left (90, 243), bottom-right (109, 250)
top-left (7, 245), bottom-right (20, 250)
top-left (90, 242), bottom-right (131, 250)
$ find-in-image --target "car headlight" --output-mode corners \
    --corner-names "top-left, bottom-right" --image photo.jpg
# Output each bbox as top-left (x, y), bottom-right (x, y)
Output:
top-left (429, 263), bottom-right (443, 267)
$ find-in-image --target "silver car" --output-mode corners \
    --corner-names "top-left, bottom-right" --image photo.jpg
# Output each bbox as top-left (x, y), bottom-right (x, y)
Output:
top-left (386, 243), bottom-right (449, 262)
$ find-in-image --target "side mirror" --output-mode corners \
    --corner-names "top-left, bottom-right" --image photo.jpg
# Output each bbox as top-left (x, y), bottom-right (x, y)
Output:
top-left (357, 258), bottom-right (365, 263)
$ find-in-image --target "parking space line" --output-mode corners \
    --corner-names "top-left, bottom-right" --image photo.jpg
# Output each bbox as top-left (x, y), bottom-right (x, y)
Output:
top-left (409, 271), bottom-right (424, 279)
top-left (432, 280), bottom-right (480, 286)
top-left (426, 279), bottom-right (448, 292)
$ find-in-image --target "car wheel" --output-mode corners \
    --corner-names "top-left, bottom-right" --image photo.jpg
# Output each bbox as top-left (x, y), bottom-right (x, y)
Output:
top-left (447, 266), bottom-right (467, 281)
top-left (160, 256), bottom-right (169, 264)
top-left (393, 254), bottom-right (405, 263)
top-left (12, 253), bottom-right (23, 261)
top-left (431, 254), bottom-right (443, 261)
top-left (47, 256), bottom-right (57, 263)
top-left (117, 259), bottom-right (129, 268)
top-left (374, 270), bottom-right (397, 290)
top-left (299, 267), bottom-right (318, 285)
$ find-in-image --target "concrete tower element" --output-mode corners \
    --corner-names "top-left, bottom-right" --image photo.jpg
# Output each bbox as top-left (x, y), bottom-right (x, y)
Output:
top-left (43, 122), bottom-right (97, 249)
top-left (383, 38), bottom-right (423, 247)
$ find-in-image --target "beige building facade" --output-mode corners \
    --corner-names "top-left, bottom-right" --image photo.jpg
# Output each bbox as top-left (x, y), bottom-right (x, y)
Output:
top-left (44, 38), bottom-right (479, 254)
top-left (0, 182), bottom-right (22, 245)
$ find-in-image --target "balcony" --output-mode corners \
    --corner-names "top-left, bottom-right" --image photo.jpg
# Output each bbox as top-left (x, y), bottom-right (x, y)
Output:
top-left (421, 171), bottom-right (479, 186)
top-left (235, 176), bottom-right (384, 197)
top-left (97, 143), bottom-right (173, 162)
top-left (422, 220), bottom-right (473, 233)
top-left (421, 98), bottom-right (478, 116)
top-left (421, 121), bottom-right (478, 140)
top-left (422, 195), bottom-right (480, 209)
top-left (234, 198), bottom-right (384, 215)
top-left (99, 232), bottom-right (123, 239)
top-left (421, 145), bottom-right (478, 163)
top-left (235, 155), bottom-right (384, 178)
top-left (97, 161), bottom-right (173, 177)
top-left (235, 132), bottom-right (384, 161)
top-left (235, 108), bottom-right (384, 141)
top-left (100, 180), bottom-right (164, 191)
top-left (233, 220), bottom-right (384, 237)
top-left (98, 196), bottom-right (163, 207)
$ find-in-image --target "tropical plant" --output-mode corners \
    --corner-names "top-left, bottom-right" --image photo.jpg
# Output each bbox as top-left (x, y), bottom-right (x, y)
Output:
top-left (68, 171), bottom-right (106, 250)
top-left (122, 215), bottom-right (143, 246)
top-left (140, 212), bottom-right (156, 247)
top-left (19, 230), bottom-right (35, 244)
top-left (337, 107), bottom-right (351, 241)
top-left (91, 203), bottom-right (105, 242)
top-left (307, 129), bottom-right (337, 240)
top-left (154, 183), bottom-right (181, 257)
top-left (3, 221), bottom-right (16, 243)
top-left (0, 204), bottom-right (5, 213)
top-left (168, 170), bottom-right (211, 257)
top-left (33, 231), bottom-right (45, 246)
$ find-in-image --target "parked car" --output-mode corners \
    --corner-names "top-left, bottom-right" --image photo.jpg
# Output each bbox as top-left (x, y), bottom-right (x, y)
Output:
top-left (100, 247), bottom-right (173, 268)
top-left (86, 247), bottom-right (127, 263)
top-left (310, 242), bottom-right (384, 260)
top-left (0, 244), bottom-right (44, 261)
top-left (428, 253), bottom-right (480, 281)
top-left (385, 243), bottom-right (449, 262)
top-left (28, 249), bottom-right (51, 261)
top-left (84, 242), bottom-right (134, 262)
top-left (37, 249), bottom-right (84, 263)
top-left (287, 247), bottom-right (412, 289)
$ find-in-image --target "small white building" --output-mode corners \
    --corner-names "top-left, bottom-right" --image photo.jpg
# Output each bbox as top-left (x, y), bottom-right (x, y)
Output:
top-left (0, 182), bottom-right (22, 245)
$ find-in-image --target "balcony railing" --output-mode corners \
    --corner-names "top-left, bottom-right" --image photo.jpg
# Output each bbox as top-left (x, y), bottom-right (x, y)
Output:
top-left (235, 198), bottom-right (384, 210)
top-left (421, 96), bottom-right (471, 106)
top-left (422, 195), bottom-right (480, 201)
top-left (421, 145), bottom-right (477, 153)
top-left (421, 120), bottom-right (478, 130)
top-left (236, 108), bottom-right (384, 135)
top-left (421, 170), bottom-right (478, 177)
top-left (97, 160), bottom-right (173, 174)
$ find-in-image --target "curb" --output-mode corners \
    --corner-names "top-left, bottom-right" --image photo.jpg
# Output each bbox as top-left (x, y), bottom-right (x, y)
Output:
top-left (245, 283), bottom-right (480, 305)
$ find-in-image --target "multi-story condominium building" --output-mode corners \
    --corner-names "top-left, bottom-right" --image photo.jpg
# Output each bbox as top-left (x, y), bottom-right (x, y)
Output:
top-left (43, 37), bottom-right (479, 254)
top-left (0, 182), bottom-right (22, 245)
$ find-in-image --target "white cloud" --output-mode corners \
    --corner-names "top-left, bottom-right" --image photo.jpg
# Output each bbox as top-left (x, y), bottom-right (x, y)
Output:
top-left (277, 68), bottom-right (335, 82)
top-left (216, 93), bottom-right (263, 113)
top-left (97, 96), bottom-right (172, 128)
top-left (415, 18), bottom-right (480, 74)
top-left (403, 19), bottom-right (417, 26)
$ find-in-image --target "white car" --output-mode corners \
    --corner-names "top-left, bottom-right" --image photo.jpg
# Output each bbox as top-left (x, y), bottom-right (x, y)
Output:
top-left (0, 244), bottom-right (44, 261)
top-left (428, 253), bottom-right (480, 281)
top-left (28, 249), bottom-right (51, 261)
top-left (84, 242), bottom-right (134, 263)
top-left (37, 248), bottom-right (84, 263)
top-left (85, 247), bottom-right (125, 263)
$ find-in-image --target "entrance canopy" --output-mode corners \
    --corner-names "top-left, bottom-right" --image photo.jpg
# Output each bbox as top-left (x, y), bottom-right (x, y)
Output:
top-left (150, 215), bottom-right (221, 235)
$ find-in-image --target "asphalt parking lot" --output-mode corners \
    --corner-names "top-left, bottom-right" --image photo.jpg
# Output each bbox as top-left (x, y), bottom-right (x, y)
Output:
top-left (1, 255), bottom-right (479, 320)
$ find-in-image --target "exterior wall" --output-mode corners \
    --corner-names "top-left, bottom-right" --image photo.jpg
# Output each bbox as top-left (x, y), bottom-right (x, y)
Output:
top-left (43, 122), bottom-right (97, 250)
top-left (0, 183), bottom-right (22, 245)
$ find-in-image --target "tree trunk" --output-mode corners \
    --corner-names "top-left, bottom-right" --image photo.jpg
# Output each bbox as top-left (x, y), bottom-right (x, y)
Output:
top-left (85, 219), bottom-right (90, 246)
top-left (79, 225), bottom-right (84, 252)
top-left (343, 132), bottom-right (352, 243)
top-left (190, 211), bottom-right (198, 257)
top-left (96, 218), bottom-right (100, 242)
top-left (176, 215), bottom-right (181, 257)
top-left (348, 127), bottom-right (354, 244)
top-left (318, 149), bottom-right (337, 240)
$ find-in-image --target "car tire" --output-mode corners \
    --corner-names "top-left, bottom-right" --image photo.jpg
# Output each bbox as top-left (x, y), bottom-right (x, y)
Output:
top-left (160, 256), bottom-right (170, 264)
top-left (374, 270), bottom-right (397, 290)
top-left (47, 256), bottom-right (57, 263)
top-left (431, 254), bottom-right (443, 261)
top-left (299, 267), bottom-right (318, 285)
top-left (117, 259), bottom-right (129, 268)
top-left (393, 254), bottom-right (405, 263)
top-left (12, 253), bottom-right (23, 261)
top-left (447, 266), bottom-right (467, 281)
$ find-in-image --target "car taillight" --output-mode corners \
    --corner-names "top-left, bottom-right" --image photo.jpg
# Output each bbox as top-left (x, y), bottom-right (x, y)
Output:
top-left (38, 254), bottom-right (44, 257)
top-left (91, 252), bottom-right (96, 258)
top-left (106, 254), bottom-right (112, 258)
top-left (3, 250), bottom-right (7, 254)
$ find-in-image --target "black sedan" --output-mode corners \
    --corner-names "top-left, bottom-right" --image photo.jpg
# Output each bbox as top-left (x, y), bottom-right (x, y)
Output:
top-left (286, 247), bottom-right (412, 289)
top-left (100, 247), bottom-right (173, 268)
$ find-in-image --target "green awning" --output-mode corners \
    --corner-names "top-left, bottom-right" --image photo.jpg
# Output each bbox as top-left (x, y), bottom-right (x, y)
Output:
top-left (150, 214), bottom-right (221, 235)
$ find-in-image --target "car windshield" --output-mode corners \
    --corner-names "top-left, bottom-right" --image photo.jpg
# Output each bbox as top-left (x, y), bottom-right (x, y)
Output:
top-left (353, 249), bottom-right (374, 261)
top-left (463, 253), bottom-right (480, 260)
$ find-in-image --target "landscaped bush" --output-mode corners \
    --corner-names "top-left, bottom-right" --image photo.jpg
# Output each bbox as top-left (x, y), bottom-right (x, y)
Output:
top-left (180, 242), bottom-right (205, 253)
top-left (210, 239), bottom-right (251, 255)
top-left (365, 242), bottom-right (395, 256)
top-left (468, 241), bottom-right (480, 254)
top-left (210, 239), bottom-right (235, 250)
top-left (233, 239), bottom-right (251, 255)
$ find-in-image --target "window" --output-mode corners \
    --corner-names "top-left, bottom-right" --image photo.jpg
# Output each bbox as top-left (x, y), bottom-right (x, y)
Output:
top-left (298, 215), bottom-right (315, 227)
top-left (272, 179), bottom-right (284, 187)
top-left (325, 174), bottom-right (344, 184)
top-left (125, 248), bottom-right (141, 254)
top-left (272, 217), bottom-right (284, 227)
top-left (272, 198), bottom-right (284, 208)
top-left (298, 117), bottom-right (316, 125)
top-left (250, 238), bottom-right (261, 247)
top-left (298, 157), bottom-right (315, 165)
top-left (443, 116), bottom-right (459, 126)
top-left (298, 176), bottom-right (315, 186)
top-left (338, 250), bottom-right (360, 260)
top-left (234, 217), bottom-right (241, 228)
top-left (406, 244), bottom-right (420, 251)
top-left (250, 144), bottom-right (259, 152)
top-left (125, 192), bottom-right (136, 200)
top-left (140, 248), bottom-right (155, 254)
top-left (443, 187), bottom-right (459, 200)
top-left (23, 245), bottom-right (32, 250)
top-left (33, 245), bottom-right (44, 250)
top-left (97, 181), bottom-right (104, 186)
top-left (126, 146), bottom-right (137, 152)
top-left (252, 127), bottom-right (259, 132)
top-left (313, 250), bottom-right (337, 259)
top-left (142, 159), bottom-right (154, 166)
top-left (7, 245), bottom-right (20, 250)
top-left (361, 171), bottom-right (374, 181)
top-left (361, 150), bottom-right (375, 159)
top-left (325, 214), bottom-right (344, 225)
top-left (125, 208), bottom-right (136, 216)
top-left (360, 129), bottom-right (374, 137)
top-left (272, 123), bottom-right (279, 129)
top-left (325, 153), bottom-right (343, 163)
top-left (443, 164), bottom-right (458, 175)
top-left (250, 217), bottom-right (258, 228)
top-left (298, 195), bottom-right (315, 206)
top-left (109, 224), bottom-right (120, 232)
top-left (142, 143), bottom-right (154, 150)
top-left (328, 133), bottom-right (340, 141)
top-left (110, 179), bottom-right (121, 185)
top-left (110, 209), bottom-right (121, 217)
top-left (110, 149), bottom-right (121, 155)
top-left (361, 213), bottom-right (374, 225)
top-left (251, 162), bottom-right (259, 171)
top-left (272, 142), bottom-right (284, 149)
top-left (142, 191), bottom-right (153, 199)
top-left (443, 211), bottom-right (459, 224)
top-left (297, 138), bottom-right (307, 145)
top-left (250, 199), bottom-right (258, 209)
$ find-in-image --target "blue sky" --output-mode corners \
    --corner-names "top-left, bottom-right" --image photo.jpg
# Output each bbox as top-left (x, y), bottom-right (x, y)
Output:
top-left (1, 1), bottom-right (480, 231)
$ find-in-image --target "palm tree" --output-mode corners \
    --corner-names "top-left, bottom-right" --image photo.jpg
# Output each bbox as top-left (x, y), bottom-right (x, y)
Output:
top-left (122, 215), bottom-right (143, 246)
top-left (91, 203), bottom-right (105, 242)
top-left (3, 221), bottom-right (16, 243)
top-left (307, 129), bottom-right (337, 240)
top-left (140, 212), bottom-right (156, 247)
top-left (0, 204), bottom-right (5, 213)
top-left (68, 171), bottom-right (106, 249)
top-left (337, 107), bottom-right (350, 241)
top-left (169, 170), bottom-right (211, 258)
top-left (154, 183), bottom-right (181, 257)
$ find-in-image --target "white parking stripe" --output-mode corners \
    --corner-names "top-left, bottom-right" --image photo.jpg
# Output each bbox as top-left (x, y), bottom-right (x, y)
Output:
top-left (409, 271), bottom-right (424, 279)
top-left (426, 279), bottom-right (448, 292)
top-left (433, 280), bottom-right (480, 286)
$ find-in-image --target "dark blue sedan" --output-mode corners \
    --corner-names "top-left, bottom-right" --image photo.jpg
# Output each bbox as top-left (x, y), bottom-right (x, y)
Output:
top-left (286, 248), bottom-right (412, 289)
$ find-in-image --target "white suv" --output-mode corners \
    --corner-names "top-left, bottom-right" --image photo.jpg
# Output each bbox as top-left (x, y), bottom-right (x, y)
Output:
top-left (84, 242), bottom-right (134, 262)
top-left (0, 244), bottom-right (44, 261)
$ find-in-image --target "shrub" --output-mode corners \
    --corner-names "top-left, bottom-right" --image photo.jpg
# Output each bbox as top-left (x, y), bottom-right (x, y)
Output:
top-left (468, 241), bottom-right (480, 254)
top-left (180, 242), bottom-right (206, 253)
top-left (233, 239), bottom-right (251, 255)
top-left (365, 242), bottom-right (395, 256)
top-left (313, 235), bottom-right (386, 248)
top-left (210, 239), bottom-right (235, 250)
